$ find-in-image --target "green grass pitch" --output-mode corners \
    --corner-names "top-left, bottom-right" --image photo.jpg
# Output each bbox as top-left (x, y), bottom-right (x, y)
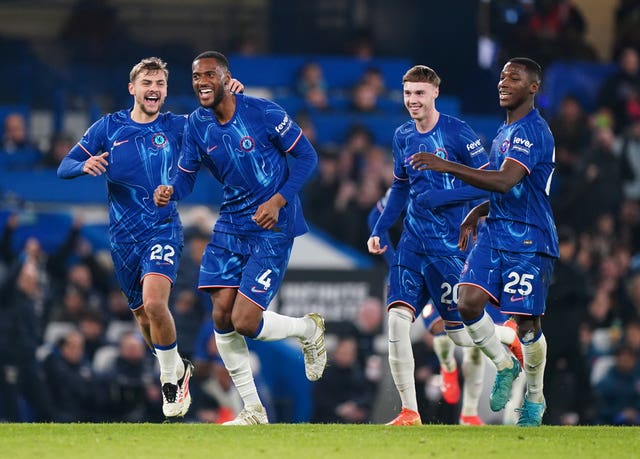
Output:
top-left (1, 424), bottom-right (638, 459)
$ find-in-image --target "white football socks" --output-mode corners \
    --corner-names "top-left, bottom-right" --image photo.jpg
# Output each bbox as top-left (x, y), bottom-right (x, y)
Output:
top-left (254, 310), bottom-right (312, 341)
top-left (215, 330), bottom-right (262, 407)
top-left (388, 308), bottom-right (418, 412)
top-left (155, 343), bottom-right (180, 385)
top-left (495, 324), bottom-right (517, 346)
top-left (464, 311), bottom-right (512, 370)
top-left (460, 346), bottom-right (484, 417)
top-left (433, 334), bottom-right (457, 372)
top-left (523, 333), bottom-right (547, 403)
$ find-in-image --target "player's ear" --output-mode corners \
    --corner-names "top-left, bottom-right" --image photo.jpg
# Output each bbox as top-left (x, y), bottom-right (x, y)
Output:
top-left (529, 81), bottom-right (539, 95)
top-left (128, 82), bottom-right (135, 96)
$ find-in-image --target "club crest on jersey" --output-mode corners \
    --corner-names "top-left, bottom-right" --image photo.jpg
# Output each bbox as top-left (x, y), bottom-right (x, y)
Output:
top-left (152, 133), bottom-right (167, 148)
top-left (434, 147), bottom-right (448, 159)
top-left (500, 139), bottom-right (510, 153)
top-left (240, 136), bottom-right (255, 152)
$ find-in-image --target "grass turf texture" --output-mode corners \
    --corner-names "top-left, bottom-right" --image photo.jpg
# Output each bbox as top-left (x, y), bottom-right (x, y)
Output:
top-left (2, 424), bottom-right (638, 459)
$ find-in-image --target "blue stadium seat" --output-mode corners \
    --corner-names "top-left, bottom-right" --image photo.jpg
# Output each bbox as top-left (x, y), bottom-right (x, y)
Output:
top-left (310, 112), bottom-right (406, 146)
top-left (436, 95), bottom-right (461, 117)
top-left (227, 54), bottom-right (413, 94)
top-left (8, 211), bottom-right (73, 255)
top-left (463, 114), bottom-right (503, 147)
top-left (542, 61), bottom-right (617, 115)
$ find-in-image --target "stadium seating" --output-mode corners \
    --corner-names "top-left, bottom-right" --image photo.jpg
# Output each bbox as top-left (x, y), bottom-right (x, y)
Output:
top-left (541, 61), bottom-right (617, 115)
top-left (4, 56), bottom-right (615, 209)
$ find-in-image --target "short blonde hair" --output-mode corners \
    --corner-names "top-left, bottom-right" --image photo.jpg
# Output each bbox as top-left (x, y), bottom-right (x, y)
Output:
top-left (129, 57), bottom-right (169, 83)
top-left (402, 65), bottom-right (441, 87)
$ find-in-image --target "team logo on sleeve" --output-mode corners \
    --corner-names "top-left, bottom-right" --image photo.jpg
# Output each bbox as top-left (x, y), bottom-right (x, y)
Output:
top-left (275, 114), bottom-right (292, 137)
top-left (152, 133), bottom-right (167, 148)
top-left (466, 139), bottom-right (484, 157)
top-left (240, 136), bottom-right (255, 152)
top-left (512, 137), bottom-right (533, 155)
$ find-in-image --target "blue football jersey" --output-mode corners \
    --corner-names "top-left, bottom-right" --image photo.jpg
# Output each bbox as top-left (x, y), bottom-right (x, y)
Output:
top-left (177, 94), bottom-right (309, 237)
top-left (60, 110), bottom-right (185, 243)
top-left (393, 114), bottom-right (489, 255)
top-left (485, 109), bottom-right (559, 257)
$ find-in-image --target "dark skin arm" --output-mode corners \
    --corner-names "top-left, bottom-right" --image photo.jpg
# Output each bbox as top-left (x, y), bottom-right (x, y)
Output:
top-left (409, 153), bottom-right (526, 194)
top-left (415, 152), bottom-right (543, 335)
top-left (458, 200), bottom-right (489, 251)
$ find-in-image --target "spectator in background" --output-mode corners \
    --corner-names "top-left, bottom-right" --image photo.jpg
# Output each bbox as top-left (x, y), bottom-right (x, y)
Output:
top-left (352, 296), bottom-right (384, 376)
top-left (297, 61), bottom-right (327, 97)
top-left (0, 112), bottom-right (42, 170)
top-left (42, 330), bottom-right (100, 422)
top-left (580, 288), bottom-right (622, 382)
top-left (49, 284), bottom-right (90, 324)
top-left (548, 95), bottom-right (591, 226)
top-left (548, 94), bottom-right (591, 197)
top-left (337, 123), bottom-right (375, 181)
top-left (78, 310), bottom-right (108, 363)
top-left (544, 226), bottom-right (592, 425)
top-left (303, 148), bottom-right (342, 239)
top-left (169, 224), bottom-right (212, 361)
top-left (38, 132), bottom-right (75, 170)
top-left (65, 262), bottom-right (106, 313)
top-left (525, 0), bottom-right (591, 67)
top-left (613, 1), bottom-right (640, 59)
top-left (100, 331), bottom-right (163, 422)
top-left (624, 264), bottom-right (640, 320)
top-left (0, 236), bottom-right (53, 422)
top-left (345, 28), bottom-right (376, 59)
top-left (295, 114), bottom-right (320, 148)
top-left (59, 0), bottom-right (134, 65)
top-left (350, 81), bottom-right (380, 113)
top-left (594, 344), bottom-right (640, 425)
top-left (558, 128), bottom-right (626, 233)
top-left (361, 67), bottom-right (387, 99)
top-left (617, 200), bottom-right (640, 257)
top-left (311, 335), bottom-right (374, 423)
top-left (615, 119), bottom-right (640, 201)
top-left (597, 47), bottom-right (640, 134)
top-left (296, 62), bottom-right (330, 112)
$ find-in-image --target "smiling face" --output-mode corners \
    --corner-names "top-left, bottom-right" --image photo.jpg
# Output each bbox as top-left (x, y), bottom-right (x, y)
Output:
top-left (192, 57), bottom-right (230, 109)
top-left (128, 69), bottom-right (167, 120)
top-left (498, 62), bottom-right (537, 112)
top-left (403, 81), bottom-right (439, 122)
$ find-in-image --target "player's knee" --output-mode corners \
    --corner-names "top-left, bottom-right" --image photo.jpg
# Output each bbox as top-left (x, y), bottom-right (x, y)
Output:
top-left (515, 317), bottom-right (540, 343)
top-left (141, 297), bottom-right (166, 318)
top-left (132, 308), bottom-right (150, 327)
top-left (456, 287), bottom-right (486, 321)
top-left (231, 310), bottom-right (261, 337)
top-left (457, 300), bottom-right (482, 321)
top-left (519, 324), bottom-right (540, 344)
top-left (233, 321), bottom-right (251, 336)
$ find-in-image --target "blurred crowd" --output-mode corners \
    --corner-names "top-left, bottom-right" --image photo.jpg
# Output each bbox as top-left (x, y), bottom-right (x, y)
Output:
top-left (1, 0), bottom-right (640, 426)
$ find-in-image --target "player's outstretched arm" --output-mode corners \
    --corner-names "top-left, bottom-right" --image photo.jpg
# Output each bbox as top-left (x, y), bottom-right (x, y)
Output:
top-left (410, 152), bottom-right (526, 193)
